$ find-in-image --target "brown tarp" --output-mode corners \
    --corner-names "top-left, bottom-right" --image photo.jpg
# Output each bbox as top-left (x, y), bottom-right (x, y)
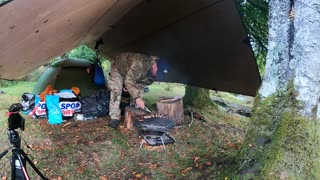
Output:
top-left (0, 0), bottom-right (261, 96)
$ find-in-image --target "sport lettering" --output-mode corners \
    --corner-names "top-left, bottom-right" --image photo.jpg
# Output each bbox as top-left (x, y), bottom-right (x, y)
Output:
top-left (62, 109), bottom-right (75, 117)
top-left (35, 109), bottom-right (46, 116)
top-left (39, 102), bottom-right (46, 109)
top-left (35, 102), bottom-right (47, 116)
top-left (59, 101), bottom-right (81, 110)
top-left (34, 101), bottom-right (81, 117)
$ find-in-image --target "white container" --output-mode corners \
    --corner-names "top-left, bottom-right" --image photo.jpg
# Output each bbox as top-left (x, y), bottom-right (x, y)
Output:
top-left (74, 114), bottom-right (84, 120)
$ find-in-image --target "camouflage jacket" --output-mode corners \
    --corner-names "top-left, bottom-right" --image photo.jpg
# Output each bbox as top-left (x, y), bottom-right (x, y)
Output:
top-left (111, 52), bottom-right (156, 99)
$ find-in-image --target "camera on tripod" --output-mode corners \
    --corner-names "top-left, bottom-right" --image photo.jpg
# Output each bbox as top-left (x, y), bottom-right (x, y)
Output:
top-left (8, 103), bottom-right (25, 131)
top-left (0, 103), bottom-right (48, 179)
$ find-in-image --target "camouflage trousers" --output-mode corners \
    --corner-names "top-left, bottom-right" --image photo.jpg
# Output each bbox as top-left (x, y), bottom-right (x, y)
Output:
top-left (108, 69), bottom-right (144, 120)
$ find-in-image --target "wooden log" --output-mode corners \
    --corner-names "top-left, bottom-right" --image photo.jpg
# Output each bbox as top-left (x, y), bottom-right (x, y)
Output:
top-left (124, 106), bottom-right (147, 130)
top-left (156, 97), bottom-right (184, 125)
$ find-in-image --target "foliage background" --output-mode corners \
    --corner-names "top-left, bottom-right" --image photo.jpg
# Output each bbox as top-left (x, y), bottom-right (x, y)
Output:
top-left (237, 0), bottom-right (268, 75)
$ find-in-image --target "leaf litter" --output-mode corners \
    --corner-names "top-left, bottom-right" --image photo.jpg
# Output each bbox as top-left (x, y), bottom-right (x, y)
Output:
top-left (0, 110), bottom-right (247, 179)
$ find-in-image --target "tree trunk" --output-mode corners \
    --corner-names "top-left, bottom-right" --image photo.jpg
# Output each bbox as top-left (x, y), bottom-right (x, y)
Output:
top-left (238, 0), bottom-right (320, 179)
top-left (156, 97), bottom-right (184, 125)
top-left (183, 85), bottom-right (212, 108)
top-left (124, 106), bottom-right (147, 130)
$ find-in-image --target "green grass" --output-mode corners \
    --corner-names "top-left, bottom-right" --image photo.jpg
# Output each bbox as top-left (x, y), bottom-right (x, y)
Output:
top-left (0, 81), bottom-right (36, 124)
top-left (0, 81), bottom-right (36, 110)
top-left (0, 81), bottom-right (36, 96)
top-left (210, 91), bottom-right (254, 108)
top-left (0, 81), bottom-right (250, 179)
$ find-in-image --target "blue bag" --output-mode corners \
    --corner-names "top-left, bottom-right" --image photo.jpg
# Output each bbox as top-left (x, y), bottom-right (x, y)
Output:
top-left (94, 62), bottom-right (106, 87)
top-left (46, 95), bottom-right (62, 124)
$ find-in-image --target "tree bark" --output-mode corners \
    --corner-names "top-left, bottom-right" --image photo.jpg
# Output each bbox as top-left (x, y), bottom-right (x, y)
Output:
top-left (292, 0), bottom-right (320, 117)
top-left (238, 0), bottom-right (320, 179)
top-left (258, 0), bottom-right (293, 97)
top-left (183, 85), bottom-right (212, 108)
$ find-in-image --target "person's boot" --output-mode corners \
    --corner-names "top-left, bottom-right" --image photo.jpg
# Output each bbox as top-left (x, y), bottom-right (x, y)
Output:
top-left (109, 119), bottom-right (120, 129)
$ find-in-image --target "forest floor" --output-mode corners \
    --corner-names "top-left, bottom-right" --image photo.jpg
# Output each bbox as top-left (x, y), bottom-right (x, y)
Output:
top-left (0, 82), bottom-right (254, 179)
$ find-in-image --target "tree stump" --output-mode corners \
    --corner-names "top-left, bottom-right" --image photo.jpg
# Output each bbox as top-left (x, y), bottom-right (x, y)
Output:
top-left (124, 106), bottom-right (147, 130)
top-left (156, 97), bottom-right (184, 125)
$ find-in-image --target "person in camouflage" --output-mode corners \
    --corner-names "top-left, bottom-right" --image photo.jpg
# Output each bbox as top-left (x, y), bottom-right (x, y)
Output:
top-left (108, 52), bottom-right (159, 128)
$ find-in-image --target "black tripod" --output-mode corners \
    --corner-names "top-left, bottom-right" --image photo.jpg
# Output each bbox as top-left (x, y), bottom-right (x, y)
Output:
top-left (0, 127), bottom-right (47, 179)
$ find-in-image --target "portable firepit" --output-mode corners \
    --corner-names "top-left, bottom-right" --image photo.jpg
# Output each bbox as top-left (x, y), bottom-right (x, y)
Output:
top-left (133, 117), bottom-right (176, 151)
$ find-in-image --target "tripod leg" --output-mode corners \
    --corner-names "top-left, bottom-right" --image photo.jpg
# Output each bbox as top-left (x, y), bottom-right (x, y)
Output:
top-left (11, 150), bottom-right (27, 180)
top-left (0, 149), bottom-right (9, 160)
top-left (19, 150), bottom-right (47, 180)
top-left (11, 153), bottom-right (15, 180)
top-left (16, 154), bottom-right (30, 180)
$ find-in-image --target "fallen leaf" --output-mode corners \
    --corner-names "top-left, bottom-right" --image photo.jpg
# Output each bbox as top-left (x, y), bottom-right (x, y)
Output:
top-left (62, 122), bottom-right (71, 128)
top-left (167, 173), bottom-right (175, 179)
top-left (206, 162), bottom-right (212, 166)
top-left (92, 152), bottom-right (101, 165)
top-left (76, 166), bottom-right (85, 174)
top-left (99, 176), bottom-right (108, 180)
top-left (139, 139), bottom-right (146, 145)
top-left (227, 142), bottom-right (240, 150)
top-left (179, 155), bottom-right (185, 160)
top-left (120, 151), bottom-right (125, 158)
top-left (149, 163), bottom-right (158, 170)
top-left (145, 145), bottom-right (163, 151)
top-left (181, 167), bottom-right (192, 174)
top-left (39, 120), bottom-right (47, 126)
top-left (58, 157), bottom-right (67, 165)
top-left (193, 156), bottom-right (200, 162)
top-left (43, 168), bottom-right (49, 172)
top-left (135, 174), bottom-right (142, 179)
top-left (43, 138), bottom-right (53, 146)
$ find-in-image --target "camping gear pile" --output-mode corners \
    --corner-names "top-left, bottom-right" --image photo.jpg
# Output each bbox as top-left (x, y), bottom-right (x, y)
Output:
top-left (21, 85), bottom-right (110, 124)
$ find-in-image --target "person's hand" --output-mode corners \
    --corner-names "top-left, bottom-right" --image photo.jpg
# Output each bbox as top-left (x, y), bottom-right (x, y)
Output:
top-left (135, 97), bottom-right (145, 109)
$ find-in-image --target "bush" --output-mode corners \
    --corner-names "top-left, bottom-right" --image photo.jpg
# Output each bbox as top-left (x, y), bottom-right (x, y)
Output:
top-left (0, 80), bottom-right (18, 87)
top-left (68, 45), bottom-right (96, 62)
